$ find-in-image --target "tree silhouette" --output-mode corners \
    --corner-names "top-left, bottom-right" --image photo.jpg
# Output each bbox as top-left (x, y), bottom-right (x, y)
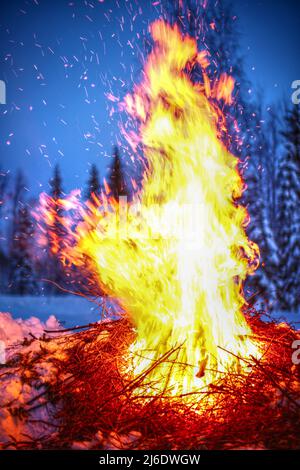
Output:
top-left (85, 164), bottom-right (100, 199)
top-left (9, 206), bottom-right (36, 295)
top-left (9, 170), bottom-right (26, 262)
top-left (0, 168), bottom-right (9, 292)
top-left (246, 103), bottom-right (278, 306)
top-left (276, 105), bottom-right (300, 310)
top-left (50, 164), bottom-right (63, 200)
top-left (107, 146), bottom-right (129, 200)
top-left (47, 165), bottom-right (66, 293)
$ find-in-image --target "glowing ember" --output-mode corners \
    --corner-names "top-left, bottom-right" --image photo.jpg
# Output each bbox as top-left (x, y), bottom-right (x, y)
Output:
top-left (36, 20), bottom-right (260, 397)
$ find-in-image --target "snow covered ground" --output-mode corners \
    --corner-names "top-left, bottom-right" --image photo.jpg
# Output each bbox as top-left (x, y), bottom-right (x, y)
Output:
top-left (252, 300), bottom-right (300, 329)
top-left (0, 295), bottom-right (298, 334)
top-left (267, 310), bottom-right (300, 328)
top-left (0, 295), bottom-right (120, 327)
top-left (0, 296), bottom-right (120, 448)
top-left (0, 294), bottom-right (298, 345)
top-left (0, 312), bottom-right (60, 351)
top-left (0, 315), bottom-right (65, 447)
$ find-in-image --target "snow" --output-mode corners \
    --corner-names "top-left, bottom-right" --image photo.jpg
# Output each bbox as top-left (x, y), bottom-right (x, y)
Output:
top-left (0, 318), bottom-right (64, 447)
top-left (0, 295), bottom-right (298, 349)
top-left (0, 363), bottom-right (59, 447)
top-left (268, 309), bottom-right (300, 329)
top-left (0, 294), bottom-right (122, 448)
top-left (0, 312), bottom-right (60, 351)
top-left (0, 295), bottom-right (119, 327)
top-left (0, 310), bottom-right (123, 449)
top-left (252, 299), bottom-right (300, 329)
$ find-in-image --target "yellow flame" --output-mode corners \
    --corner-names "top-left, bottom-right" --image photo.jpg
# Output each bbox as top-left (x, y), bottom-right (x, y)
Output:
top-left (37, 21), bottom-right (260, 397)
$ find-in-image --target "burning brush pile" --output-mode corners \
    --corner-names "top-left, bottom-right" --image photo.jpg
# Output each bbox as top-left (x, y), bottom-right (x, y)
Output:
top-left (0, 313), bottom-right (300, 449)
top-left (1, 21), bottom-right (300, 449)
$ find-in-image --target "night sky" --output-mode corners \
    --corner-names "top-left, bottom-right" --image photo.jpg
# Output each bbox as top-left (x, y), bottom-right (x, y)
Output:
top-left (0, 0), bottom-right (299, 196)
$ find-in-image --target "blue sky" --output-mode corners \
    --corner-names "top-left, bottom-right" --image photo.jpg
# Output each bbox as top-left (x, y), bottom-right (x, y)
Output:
top-left (0, 0), bottom-right (299, 197)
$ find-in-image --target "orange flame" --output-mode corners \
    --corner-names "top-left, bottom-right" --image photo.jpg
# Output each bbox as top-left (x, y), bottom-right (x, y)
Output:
top-left (36, 21), bottom-right (260, 397)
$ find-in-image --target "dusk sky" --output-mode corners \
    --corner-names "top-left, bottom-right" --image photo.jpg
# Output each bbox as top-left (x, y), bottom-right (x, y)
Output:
top-left (0, 0), bottom-right (299, 196)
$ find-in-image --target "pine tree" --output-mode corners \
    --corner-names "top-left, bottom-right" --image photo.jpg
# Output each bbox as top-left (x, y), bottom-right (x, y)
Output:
top-left (50, 164), bottom-right (63, 200)
top-left (0, 168), bottom-right (9, 219)
top-left (0, 169), bottom-right (9, 292)
top-left (85, 164), bottom-right (100, 199)
top-left (265, 105), bottom-right (282, 231)
top-left (49, 165), bottom-right (64, 256)
top-left (9, 206), bottom-right (36, 295)
top-left (245, 105), bottom-right (279, 307)
top-left (276, 105), bottom-right (300, 311)
top-left (107, 146), bottom-right (129, 200)
top-left (9, 171), bottom-right (26, 292)
top-left (46, 164), bottom-right (66, 293)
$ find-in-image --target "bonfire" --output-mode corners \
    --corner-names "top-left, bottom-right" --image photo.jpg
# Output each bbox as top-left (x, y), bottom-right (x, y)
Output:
top-left (1, 20), bottom-right (300, 450)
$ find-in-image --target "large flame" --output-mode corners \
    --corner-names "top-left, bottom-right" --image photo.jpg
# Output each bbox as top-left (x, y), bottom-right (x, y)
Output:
top-left (36, 21), bottom-right (260, 397)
